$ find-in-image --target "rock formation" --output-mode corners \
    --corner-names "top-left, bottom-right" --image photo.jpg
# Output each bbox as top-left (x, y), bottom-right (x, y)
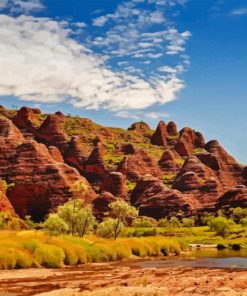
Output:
top-left (167, 121), bottom-right (178, 136)
top-left (101, 172), bottom-right (126, 198)
top-left (159, 149), bottom-right (183, 174)
top-left (131, 175), bottom-right (199, 219)
top-left (150, 121), bottom-right (167, 146)
top-left (0, 179), bottom-right (15, 214)
top-left (205, 140), bottom-right (244, 189)
top-left (35, 113), bottom-right (69, 154)
top-left (0, 116), bottom-right (96, 221)
top-left (48, 146), bottom-right (64, 163)
top-left (128, 121), bottom-right (150, 133)
top-left (84, 142), bottom-right (108, 181)
top-left (92, 192), bottom-right (117, 221)
top-left (118, 148), bottom-right (163, 181)
top-left (216, 186), bottom-right (247, 211)
top-left (64, 136), bottom-right (88, 172)
top-left (173, 156), bottom-right (223, 206)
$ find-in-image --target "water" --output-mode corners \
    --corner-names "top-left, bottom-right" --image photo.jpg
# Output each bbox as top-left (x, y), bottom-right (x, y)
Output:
top-left (135, 249), bottom-right (247, 269)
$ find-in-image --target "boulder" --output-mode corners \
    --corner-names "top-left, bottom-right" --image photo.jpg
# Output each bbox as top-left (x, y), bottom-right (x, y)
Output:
top-left (150, 121), bottom-right (167, 146)
top-left (101, 172), bottom-right (126, 198)
top-left (127, 121), bottom-right (150, 133)
top-left (92, 192), bottom-right (117, 221)
top-left (167, 121), bottom-right (178, 136)
top-left (131, 175), bottom-right (199, 219)
top-left (13, 106), bottom-right (41, 130)
top-left (115, 143), bottom-right (136, 154)
top-left (118, 148), bottom-right (163, 181)
top-left (0, 116), bottom-right (96, 221)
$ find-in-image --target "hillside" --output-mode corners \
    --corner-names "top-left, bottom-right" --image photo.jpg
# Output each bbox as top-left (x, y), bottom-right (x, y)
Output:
top-left (0, 105), bottom-right (246, 221)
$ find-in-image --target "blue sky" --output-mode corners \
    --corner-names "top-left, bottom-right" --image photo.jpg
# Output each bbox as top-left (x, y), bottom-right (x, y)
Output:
top-left (0, 0), bottom-right (246, 164)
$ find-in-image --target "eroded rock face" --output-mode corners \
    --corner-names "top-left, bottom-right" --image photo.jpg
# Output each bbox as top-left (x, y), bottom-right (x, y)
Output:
top-left (0, 116), bottom-right (96, 221)
top-left (167, 121), bottom-right (178, 136)
top-left (84, 142), bottom-right (108, 181)
top-left (48, 146), bottom-right (64, 163)
top-left (115, 143), bottom-right (136, 154)
top-left (216, 187), bottom-right (247, 211)
top-left (159, 149), bottom-right (183, 174)
top-left (131, 175), bottom-right (199, 219)
top-left (13, 106), bottom-right (41, 130)
top-left (101, 172), bottom-right (126, 198)
top-left (0, 178), bottom-right (15, 214)
top-left (205, 140), bottom-right (244, 189)
top-left (150, 121), bottom-right (167, 146)
top-left (92, 192), bottom-right (117, 221)
top-left (173, 156), bottom-right (223, 206)
top-left (128, 121), bottom-right (150, 133)
top-left (64, 136), bottom-right (88, 173)
top-left (36, 114), bottom-right (69, 154)
top-left (118, 148), bottom-right (163, 181)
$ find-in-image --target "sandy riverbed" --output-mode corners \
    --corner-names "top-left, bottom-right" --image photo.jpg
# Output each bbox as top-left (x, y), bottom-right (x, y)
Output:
top-left (1, 259), bottom-right (247, 296)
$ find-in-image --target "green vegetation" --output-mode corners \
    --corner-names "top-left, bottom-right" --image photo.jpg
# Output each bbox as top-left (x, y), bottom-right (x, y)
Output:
top-left (0, 230), bottom-right (185, 269)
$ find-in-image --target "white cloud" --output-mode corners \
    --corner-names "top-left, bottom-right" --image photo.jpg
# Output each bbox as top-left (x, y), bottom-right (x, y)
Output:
top-left (0, 0), bottom-right (44, 14)
top-left (230, 7), bottom-right (247, 16)
top-left (0, 14), bottom-right (185, 112)
top-left (145, 111), bottom-right (170, 119)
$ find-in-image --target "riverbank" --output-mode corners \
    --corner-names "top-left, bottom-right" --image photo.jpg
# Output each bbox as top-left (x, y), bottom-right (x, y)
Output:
top-left (1, 259), bottom-right (247, 296)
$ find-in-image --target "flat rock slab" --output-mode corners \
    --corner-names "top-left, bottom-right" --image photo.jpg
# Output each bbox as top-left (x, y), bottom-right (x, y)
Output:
top-left (1, 260), bottom-right (247, 296)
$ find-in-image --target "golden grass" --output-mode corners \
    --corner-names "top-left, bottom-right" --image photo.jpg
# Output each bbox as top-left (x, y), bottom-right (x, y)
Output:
top-left (0, 231), bottom-right (185, 269)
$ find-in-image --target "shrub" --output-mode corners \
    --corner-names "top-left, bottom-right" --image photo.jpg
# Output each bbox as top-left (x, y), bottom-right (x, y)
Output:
top-left (14, 249), bottom-right (33, 269)
top-left (0, 248), bottom-right (16, 269)
top-left (132, 216), bottom-right (157, 228)
top-left (43, 213), bottom-right (69, 236)
top-left (182, 217), bottom-right (195, 227)
top-left (34, 243), bottom-right (65, 268)
top-left (208, 217), bottom-right (235, 238)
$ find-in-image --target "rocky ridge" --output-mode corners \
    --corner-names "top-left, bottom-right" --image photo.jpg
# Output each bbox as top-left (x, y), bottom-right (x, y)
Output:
top-left (0, 105), bottom-right (246, 220)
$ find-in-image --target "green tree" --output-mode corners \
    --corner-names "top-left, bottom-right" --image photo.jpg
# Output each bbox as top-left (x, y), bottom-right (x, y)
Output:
top-left (43, 213), bottom-right (69, 236)
top-left (208, 217), bottom-right (235, 238)
top-left (97, 218), bottom-right (124, 239)
top-left (182, 217), bottom-right (195, 228)
top-left (98, 200), bottom-right (138, 239)
top-left (169, 217), bottom-right (181, 228)
top-left (76, 205), bottom-right (96, 237)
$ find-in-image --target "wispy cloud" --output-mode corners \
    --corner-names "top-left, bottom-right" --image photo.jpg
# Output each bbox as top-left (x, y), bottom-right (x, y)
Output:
top-left (0, 0), bottom-right (190, 115)
top-left (230, 7), bottom-right (247, 16)
top-left (0, 0), bottom-right (44, 14)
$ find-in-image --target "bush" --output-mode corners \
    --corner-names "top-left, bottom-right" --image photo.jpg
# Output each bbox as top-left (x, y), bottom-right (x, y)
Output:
top-left (0, 248), bottom-right (16, 269)
top-left (14, 249), bottom-right (33, 269)
top-left (208, 217), bottom-right (235, 238)
top-left (132, 216), bottom-right (157, 228)
top-left (34, 243), bottom-right (65, 268)
top-left (182, 217), bottom-right (195, 227)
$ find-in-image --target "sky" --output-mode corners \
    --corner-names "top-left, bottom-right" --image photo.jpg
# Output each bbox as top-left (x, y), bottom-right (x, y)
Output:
top-left (0, 0), bottom-right (246, 164)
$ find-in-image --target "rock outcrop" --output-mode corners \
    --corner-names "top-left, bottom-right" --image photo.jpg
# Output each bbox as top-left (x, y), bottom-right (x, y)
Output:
top-left (84, 142), bottom-right (108, 181)
top-left (48, 146), bottom-right (64, 163)
top-left (35, 113), bottom-right (69, 154)
top-left (0, 179), bottom-right (15, 214)
top-left (101, 172), bottom-right (126, 198)
top-left (92, 192), bottom-right (117, 221)
top-left (205, 140), bottom-right (244, 189)
top-left (159, 149), bottom-right (183, 174)
top-left (64, 136), bottom-right (88, 173)
top-left (167, 121), bottom-right (178, 136)
top-left (173, 156), bottom-right (223, 206)
top-left (128, 121), bottom-right (150, 133)
top-left (0, 116), bottom-right (96, 221)
top-left (118, 148), bottom-right (163, 181)
top-left (131, 175), bottom-right (199, 219)
top-left (115, 143), bottom-right (136, 154)
top-left (150, 121), bottom-right (167, 146)
top-left (216, 186), bottom-right (247, 211)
